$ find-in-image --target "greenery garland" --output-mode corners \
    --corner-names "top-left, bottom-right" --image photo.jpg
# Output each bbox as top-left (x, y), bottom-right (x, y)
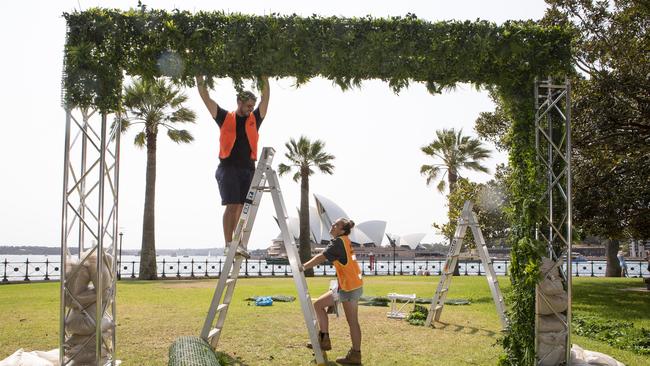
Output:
top-left (63, 7), bottom-right (572, 365)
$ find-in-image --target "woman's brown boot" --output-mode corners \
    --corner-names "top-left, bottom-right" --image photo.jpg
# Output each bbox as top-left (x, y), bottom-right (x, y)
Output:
top-left (336, 349), bottom-right (361, 365)
top-left (306, 331), bottom-right (331, 351)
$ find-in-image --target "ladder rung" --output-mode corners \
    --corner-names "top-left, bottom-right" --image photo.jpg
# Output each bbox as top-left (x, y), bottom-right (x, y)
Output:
top-left (439, 288), bottom-right (448, 294)
top-left (216, 304), bottom-right (229, 312)
top-left (226, 278), bottom-right (236, 285)
top-left (444, 271), bottom-right (454, 275)
top-left (208, 328), bottom-right (221, 339)
top-left (434, 305), bottom-right (443, 311)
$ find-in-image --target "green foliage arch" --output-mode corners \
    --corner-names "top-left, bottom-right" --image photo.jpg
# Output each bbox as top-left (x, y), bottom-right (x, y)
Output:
top-left (62, 7), bottom-right (572, 365)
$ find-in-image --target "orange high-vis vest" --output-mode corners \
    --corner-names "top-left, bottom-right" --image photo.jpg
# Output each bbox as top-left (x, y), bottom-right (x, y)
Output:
top-left (333, 235), bottom-right (363, 291)
top-left (219, 111), bottom-right (259, 160)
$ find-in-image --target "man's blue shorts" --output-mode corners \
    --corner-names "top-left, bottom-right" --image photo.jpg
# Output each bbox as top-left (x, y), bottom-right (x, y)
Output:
top-left (215, 165), bottom-right (254, 205)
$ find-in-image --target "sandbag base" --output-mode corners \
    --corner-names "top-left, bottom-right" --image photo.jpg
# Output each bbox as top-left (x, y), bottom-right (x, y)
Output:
top-left (168, 336), bottom-right (221, 366)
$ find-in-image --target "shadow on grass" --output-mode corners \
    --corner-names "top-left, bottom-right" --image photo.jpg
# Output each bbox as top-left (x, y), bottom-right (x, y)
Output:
top-left (433, 321), bottom-right (498, 338)
top-left (216, 351), bottom-right (339, 366)
top-left (466, 296), bottom-right (495, 304)
top-left (215, 352), bottom-right (250, 366)
top-left (573, 280), bottom-right (650, 321)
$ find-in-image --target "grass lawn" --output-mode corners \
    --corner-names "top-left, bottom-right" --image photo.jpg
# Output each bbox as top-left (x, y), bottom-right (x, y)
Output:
top-left (1, 276), bottom-right (648, 365)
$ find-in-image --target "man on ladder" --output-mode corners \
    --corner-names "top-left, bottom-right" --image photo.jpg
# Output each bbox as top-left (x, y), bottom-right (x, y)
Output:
top-left (196, 75), bottom-right (270, 257)
top-left (198, 147), bottom-right (329, 365)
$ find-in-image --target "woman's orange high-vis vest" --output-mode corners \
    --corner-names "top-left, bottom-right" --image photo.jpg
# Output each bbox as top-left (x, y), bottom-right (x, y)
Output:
top-left (333, 235), bottom-right (363, 291)
top-left (219, 111), bottom-right (259, 160)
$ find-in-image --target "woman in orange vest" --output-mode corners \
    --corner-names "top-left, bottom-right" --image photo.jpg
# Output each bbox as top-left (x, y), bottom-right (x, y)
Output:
top-left (302, 218), bottom-right (363, 365)
top-left (196, 75), bottom-right (270, 257)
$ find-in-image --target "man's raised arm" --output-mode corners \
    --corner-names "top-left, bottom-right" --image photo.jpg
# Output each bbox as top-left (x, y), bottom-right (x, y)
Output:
top-left (258, 76), bottom-right (270, 119)
top-left (196, 75), bottom-right (219, 119)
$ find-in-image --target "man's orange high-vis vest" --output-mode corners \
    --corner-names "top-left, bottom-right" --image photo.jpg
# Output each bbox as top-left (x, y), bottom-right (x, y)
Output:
top-left (219, 111), bottom-right (259, 160)
top-left (333, 235), bottom-right (363, 291)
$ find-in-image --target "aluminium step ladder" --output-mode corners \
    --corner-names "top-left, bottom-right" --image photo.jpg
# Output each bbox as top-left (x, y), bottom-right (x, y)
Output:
top-left (425, 201), bottom-right (508, 329)
top-left (200, 147), bottom-right (327, 365)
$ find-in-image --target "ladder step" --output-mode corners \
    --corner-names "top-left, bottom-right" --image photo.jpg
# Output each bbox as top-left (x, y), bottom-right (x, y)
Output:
top-left (216, 304), bottom-right (229, 312)
top-left (439, 288), bottom-right (448, 294)
top-left (226, 278), bottom-right (236, 285)
top-left (208, 328), bottom-right (221, 339)
top-left (434, 305), bottom-right (443, 311)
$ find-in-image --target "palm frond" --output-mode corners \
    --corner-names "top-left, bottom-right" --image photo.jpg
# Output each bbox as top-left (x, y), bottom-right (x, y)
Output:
top-left (318, 162), bottom-right (335, 175)
top-left (436, 179), bottom-right (447, 193)
top-left (292, 171), bottom-right (301, 182)
top-left (169, 107), bottom-right (197, 123)
top-left (420, 164), bottom-right (441, 182)
top-left (465, 161), bottom-right (490, 173)
top-left (167, 129), bottom-right (194, 144)
top-left (134, 131), bottom-right (146, 148)
top-left (278, 163), bottom-right (292, 176)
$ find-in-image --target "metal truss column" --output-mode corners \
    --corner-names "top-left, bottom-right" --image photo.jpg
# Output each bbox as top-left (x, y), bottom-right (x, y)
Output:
top-left (60, 107), bottom-right (121, 365)
top-left (534, 79), bottom-right (572, 366)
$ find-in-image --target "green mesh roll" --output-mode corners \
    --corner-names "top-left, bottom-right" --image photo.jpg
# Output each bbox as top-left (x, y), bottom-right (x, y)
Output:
top-left (168, 336), bottom-right (221, 366)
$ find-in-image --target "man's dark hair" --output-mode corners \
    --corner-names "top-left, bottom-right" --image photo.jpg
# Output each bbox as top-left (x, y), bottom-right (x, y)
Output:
top-left (237, 90), bottom-right (257, 102)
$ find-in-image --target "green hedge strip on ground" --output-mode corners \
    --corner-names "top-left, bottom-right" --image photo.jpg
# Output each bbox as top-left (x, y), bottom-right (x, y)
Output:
top-left (62, 7), bottom-right (572, 365)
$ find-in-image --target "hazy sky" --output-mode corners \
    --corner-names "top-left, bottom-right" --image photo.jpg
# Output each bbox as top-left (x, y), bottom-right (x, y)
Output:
top-left (0, 0), bottom-right (548, 251)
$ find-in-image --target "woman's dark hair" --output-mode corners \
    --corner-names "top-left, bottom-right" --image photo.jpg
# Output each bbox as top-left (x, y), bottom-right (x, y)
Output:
top-left (339, 218), bottom-right (355, 235)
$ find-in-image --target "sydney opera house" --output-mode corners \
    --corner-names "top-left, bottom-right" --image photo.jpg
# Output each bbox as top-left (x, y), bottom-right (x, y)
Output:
top-left (266, 194), bottom-right (439, 261)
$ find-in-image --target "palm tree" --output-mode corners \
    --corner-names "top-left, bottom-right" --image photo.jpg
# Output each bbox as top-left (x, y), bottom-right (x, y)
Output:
top-left (420, 128), bottom-right (491, 195)
top-left (120, 77), bottom-right (196, 280)
top-left (278, 136), bottom-right (335, 277)
top-left (421, 128), bottom-right (491, 274)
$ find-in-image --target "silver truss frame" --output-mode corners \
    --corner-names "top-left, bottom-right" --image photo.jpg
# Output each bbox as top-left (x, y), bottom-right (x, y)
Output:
top-left (534, 79), bottom-right (572, 365)
top-left (59, 107), bottom-right (121, 365)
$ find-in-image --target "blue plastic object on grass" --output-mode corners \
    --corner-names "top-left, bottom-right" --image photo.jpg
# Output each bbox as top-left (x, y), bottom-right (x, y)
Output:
top-left (255, 296), bottom-right (273, 306)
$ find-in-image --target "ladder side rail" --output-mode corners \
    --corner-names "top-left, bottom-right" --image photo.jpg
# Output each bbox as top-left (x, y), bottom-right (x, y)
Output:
top-left (426, 202), bottom-right (473, 326)
top-left (469, 212), bottom-right (508, 329)
top-left (235, 148), bottom-right (275, 246)
top-left (425, 272), bottom-right (450, 325)
top-left (432, 235), bottom-right (465, 323)
top-left (266, 169), bottom-right (327, 365)
top-left (235, 174), bottom-right (267, 247)
top-left (200, 149), bottom-right (275, 341)
top-left (201, 240), bottom-right (243, 340)
top-left (208, 256), bottom-right (246, 346)
top-left (425, 221), bottom-right (469, 326)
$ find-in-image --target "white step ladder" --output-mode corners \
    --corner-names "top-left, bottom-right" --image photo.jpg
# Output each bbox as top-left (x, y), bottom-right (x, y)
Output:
top-left (425, 201), bottom-right (508, 329)
top-left (200, 147), bottom-right (327, 365)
